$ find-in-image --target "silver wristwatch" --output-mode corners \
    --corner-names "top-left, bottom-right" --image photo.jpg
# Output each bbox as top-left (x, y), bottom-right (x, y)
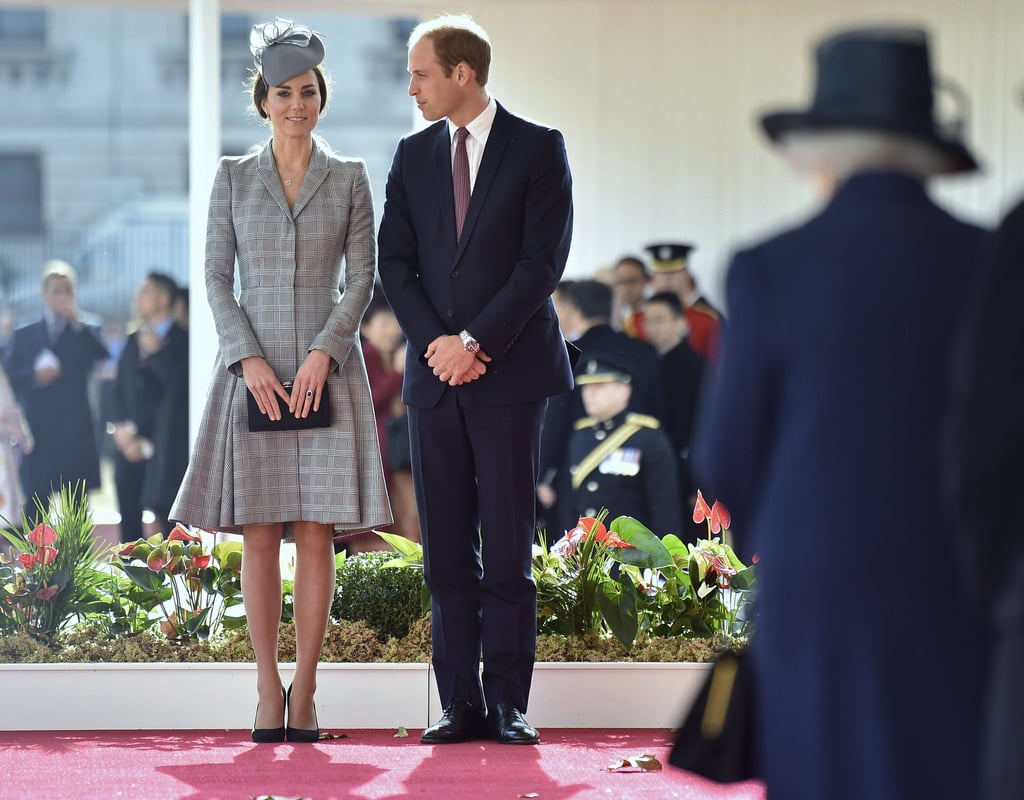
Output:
top-left (459, 329), bottom-right (480, 353)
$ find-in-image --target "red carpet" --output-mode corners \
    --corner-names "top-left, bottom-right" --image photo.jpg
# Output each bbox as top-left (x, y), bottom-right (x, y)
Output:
top-left (0, 729), bottom-right (766, 799)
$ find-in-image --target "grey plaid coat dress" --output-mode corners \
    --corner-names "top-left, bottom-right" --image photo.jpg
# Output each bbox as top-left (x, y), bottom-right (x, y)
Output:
top-left (170, 138), bottom-right (392, 536)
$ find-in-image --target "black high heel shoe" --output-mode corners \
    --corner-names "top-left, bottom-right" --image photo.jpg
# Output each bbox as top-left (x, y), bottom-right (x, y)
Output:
top-left (285, 684), bottom-right (320, 743)
top-left (251, 686), bottom-right (287, 743)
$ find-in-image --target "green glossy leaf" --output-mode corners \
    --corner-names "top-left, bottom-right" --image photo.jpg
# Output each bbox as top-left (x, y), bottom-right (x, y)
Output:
top-left (222, 614), bottom-right (248, 630)
top-left (213, 540), bottom-right (242, 565)
top-left (120, 563), bottom-right (167, 592)
top-left (609, 517), bottom-right (674, 569)
top-left (598, 572), bottom-right (638, 648)
top-left (374, 530), bottom-right (423, 561)
top-left (730, 566), bottom-right (757, 591)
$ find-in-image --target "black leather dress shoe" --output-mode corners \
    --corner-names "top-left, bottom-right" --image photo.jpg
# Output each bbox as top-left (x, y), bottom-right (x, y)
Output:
top-left (488, 703), bottom-right (540, 744)
top-left (421, 700), bottom-right (486, 744)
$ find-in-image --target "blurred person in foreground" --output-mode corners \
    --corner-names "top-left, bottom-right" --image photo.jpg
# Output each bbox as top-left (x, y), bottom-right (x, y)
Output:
top-left (4, 261), bottom-right (108, 519)
top-left (691, 27), bottom-right (989, 799)
top-left (170, 19), bottom-right (391, 743)
top-left (948, 126), bottom-right (1024, 800)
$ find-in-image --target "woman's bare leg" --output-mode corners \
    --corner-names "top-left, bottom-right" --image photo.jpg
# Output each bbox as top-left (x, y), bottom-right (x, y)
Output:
top-left (289, 521), bottom-right (336, 729)
top-left (241, 523), bottom-right (285, 730)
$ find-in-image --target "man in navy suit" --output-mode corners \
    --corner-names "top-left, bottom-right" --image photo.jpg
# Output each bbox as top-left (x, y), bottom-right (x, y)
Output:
top-left (5, 261), bottom-right (108, 519)
top-left (378, 14), bottom-right (573, 745)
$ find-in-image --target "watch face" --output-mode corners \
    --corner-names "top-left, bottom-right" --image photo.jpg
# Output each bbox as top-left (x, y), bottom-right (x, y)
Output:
top-left (465, 340), bottom-right (480, 353)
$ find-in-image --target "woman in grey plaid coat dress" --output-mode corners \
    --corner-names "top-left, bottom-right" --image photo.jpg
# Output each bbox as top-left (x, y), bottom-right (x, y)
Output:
top-left (171, 21), bottom-right (391, 742)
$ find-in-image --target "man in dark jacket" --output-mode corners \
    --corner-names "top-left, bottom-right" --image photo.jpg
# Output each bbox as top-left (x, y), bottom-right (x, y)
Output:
top-left (5, 261), bottom-right (108, 518)
top-left (108, 273), bottom-right (189, 542)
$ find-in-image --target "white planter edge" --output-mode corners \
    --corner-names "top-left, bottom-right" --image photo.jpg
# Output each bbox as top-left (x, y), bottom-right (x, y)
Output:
top-left (2, 661), bottom-right (711, 731)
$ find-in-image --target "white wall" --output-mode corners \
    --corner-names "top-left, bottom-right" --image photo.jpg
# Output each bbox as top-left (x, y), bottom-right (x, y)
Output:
top-left (11, 0), bottom-right (1024, 307)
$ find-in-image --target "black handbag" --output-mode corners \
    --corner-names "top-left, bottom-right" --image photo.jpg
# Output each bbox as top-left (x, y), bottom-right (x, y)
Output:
top-left (669, 648), bottom-right (758, 783)
top-left (246, 380), bottom-right (331, 432)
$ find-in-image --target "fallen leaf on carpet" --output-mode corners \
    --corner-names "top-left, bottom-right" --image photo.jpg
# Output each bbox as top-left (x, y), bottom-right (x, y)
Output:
top-left (319, 731), bottom-right (348, 740)
top-left (605, 754), bottom-right (662, 772)
top-left (394, 726), bottom-right (409, 738)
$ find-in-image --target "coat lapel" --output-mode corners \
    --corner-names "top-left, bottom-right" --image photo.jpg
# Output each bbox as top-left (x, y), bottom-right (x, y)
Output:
top-left (291, 139), bottom-right (330, 219)
top-left (455, 103), bottom-right (511, 260)
top-left (255, 140), bottom-right (292, 218)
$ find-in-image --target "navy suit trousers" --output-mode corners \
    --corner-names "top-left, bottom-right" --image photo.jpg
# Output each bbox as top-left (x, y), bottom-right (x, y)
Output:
top-left (409, 390), bottom-right (545, 712)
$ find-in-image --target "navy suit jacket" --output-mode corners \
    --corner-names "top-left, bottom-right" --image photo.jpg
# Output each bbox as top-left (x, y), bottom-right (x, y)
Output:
top-left (378, 102), bottom-right (575, 408)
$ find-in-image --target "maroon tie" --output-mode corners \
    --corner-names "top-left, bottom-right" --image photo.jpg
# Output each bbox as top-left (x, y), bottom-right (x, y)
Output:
top-left (453, 127), bottom-right (470, 241)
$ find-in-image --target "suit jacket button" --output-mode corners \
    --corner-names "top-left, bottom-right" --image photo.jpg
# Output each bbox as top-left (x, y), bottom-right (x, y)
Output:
top-left (451, 270), bottom-right (459, 278)
top-left (447, 309), bottom-right (454, 317)
top-left (586, 481), bottom-right (599, 492)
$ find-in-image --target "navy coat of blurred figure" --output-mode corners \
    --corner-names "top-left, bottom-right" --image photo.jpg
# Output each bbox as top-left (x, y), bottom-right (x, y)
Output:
top-left (6, 313), bottom-right (107, 515)
top-left (948, 197), bottom-right (1024, 800)
top-left (692, 27), bottom-right (990, 800)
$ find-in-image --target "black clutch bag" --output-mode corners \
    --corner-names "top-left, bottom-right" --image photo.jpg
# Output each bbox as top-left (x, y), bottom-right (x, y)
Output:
top-left (669, 649), bottom-right (758, 783)
top-left (246, 380), bottom-right (331, 432)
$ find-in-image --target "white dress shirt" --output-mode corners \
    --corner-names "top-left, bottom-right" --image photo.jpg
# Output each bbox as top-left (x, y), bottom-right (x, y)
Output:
top-left (448, 96), bottom-right (497, 192)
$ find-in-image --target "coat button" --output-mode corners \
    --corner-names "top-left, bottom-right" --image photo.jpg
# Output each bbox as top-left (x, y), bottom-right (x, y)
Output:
top-left (447, 309), bottom-right (454, 317)
top-left (451, 270), bottom-right (459, 278)
top-left (595, 430), bottom-right (606, 441)
top-left (586, 481), bottom-right (598, 492)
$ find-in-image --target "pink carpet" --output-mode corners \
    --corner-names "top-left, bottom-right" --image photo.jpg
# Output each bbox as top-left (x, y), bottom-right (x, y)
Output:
top-left (0, 728), bottom-right (766, 799)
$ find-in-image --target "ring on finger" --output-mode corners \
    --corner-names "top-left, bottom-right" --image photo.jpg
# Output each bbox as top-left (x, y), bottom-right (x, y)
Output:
top-left (306, 389), bottom-right (314, 398)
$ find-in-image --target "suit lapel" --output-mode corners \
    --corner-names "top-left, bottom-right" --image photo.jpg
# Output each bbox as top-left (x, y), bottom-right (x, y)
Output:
top-left (433, 124), bottom-right (457, 244)
top-left (455, 103), bottom-right (511, 260)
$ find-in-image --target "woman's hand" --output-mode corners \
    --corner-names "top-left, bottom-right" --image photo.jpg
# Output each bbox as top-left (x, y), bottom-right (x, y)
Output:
top-left (290, 349), bottom-right (332, 418)
top-left (241, 356), bottom-right (288, 421)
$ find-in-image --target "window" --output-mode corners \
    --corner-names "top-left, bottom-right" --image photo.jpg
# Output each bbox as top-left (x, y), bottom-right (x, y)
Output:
top-left (0, 10), bottom-right (45, 42)
top-left (0, 154), bottom-right (43, 233)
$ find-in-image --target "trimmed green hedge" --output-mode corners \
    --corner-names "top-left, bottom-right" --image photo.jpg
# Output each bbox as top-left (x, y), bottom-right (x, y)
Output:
top-left (331, 551), bottom-right (425, 640)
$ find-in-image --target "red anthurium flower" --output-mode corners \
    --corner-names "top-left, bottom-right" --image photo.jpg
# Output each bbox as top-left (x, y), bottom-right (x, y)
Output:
top-left (17, 553), bottom-right (35, 569)
top-left (752, 553), bottom-right (760, 564)
top-left (117, 542), bottom-right (137, 558)
top-left (147, 552), bottom-right (167, 572)
top-left (34, 546), bottom-right (58, 566)
top-left (600, 532), bottom-right (637, 550)
top-left (693, 490), bottom-right (712, 524)
top-left (193, 554), bottom-right (211, 570)
top-left (710, 501), bottom-right (731, 534)
top-left (35, 585), bottom-right (59, 601)
top-left (574, 517), bottom-right (607, 540)
top-left (168, 524), bottom-right (201, 543)
top-left (27, 524), bottom-right (57, 548)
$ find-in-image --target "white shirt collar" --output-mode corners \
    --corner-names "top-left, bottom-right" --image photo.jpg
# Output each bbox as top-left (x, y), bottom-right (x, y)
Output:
top-left (448, 96), bottom-right (497, 147)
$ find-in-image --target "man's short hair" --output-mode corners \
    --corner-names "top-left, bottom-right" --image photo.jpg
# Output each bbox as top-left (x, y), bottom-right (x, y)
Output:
top-left (646, 291), bottom-right (686, 318)
top-left (409, 15), bottom-right (491, 86)
top-left (146, 272), bottom-right (179, 304)
top-left (615, 255), bottom-right (649, 278)
top-left (564, 280), bottom-right (613, 322)
top-left (41, 259), bottom-right (77, 289)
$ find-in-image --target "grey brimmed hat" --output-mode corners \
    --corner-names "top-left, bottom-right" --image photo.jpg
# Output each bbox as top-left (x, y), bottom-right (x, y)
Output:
top-left (250, 18), bottom-right (325, 87)
top-left (760, 27), bottom-right (978, 174)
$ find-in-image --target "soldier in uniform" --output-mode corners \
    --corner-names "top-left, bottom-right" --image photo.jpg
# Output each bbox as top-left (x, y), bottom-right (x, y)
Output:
top-left (646, 243), bottom-right (723, 361)
top-left (568, 357), bottom-right (682, 536)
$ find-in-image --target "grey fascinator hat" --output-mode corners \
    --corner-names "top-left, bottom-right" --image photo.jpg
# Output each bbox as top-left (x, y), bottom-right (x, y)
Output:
top-left (250, 18), bottom-right (325, 87)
